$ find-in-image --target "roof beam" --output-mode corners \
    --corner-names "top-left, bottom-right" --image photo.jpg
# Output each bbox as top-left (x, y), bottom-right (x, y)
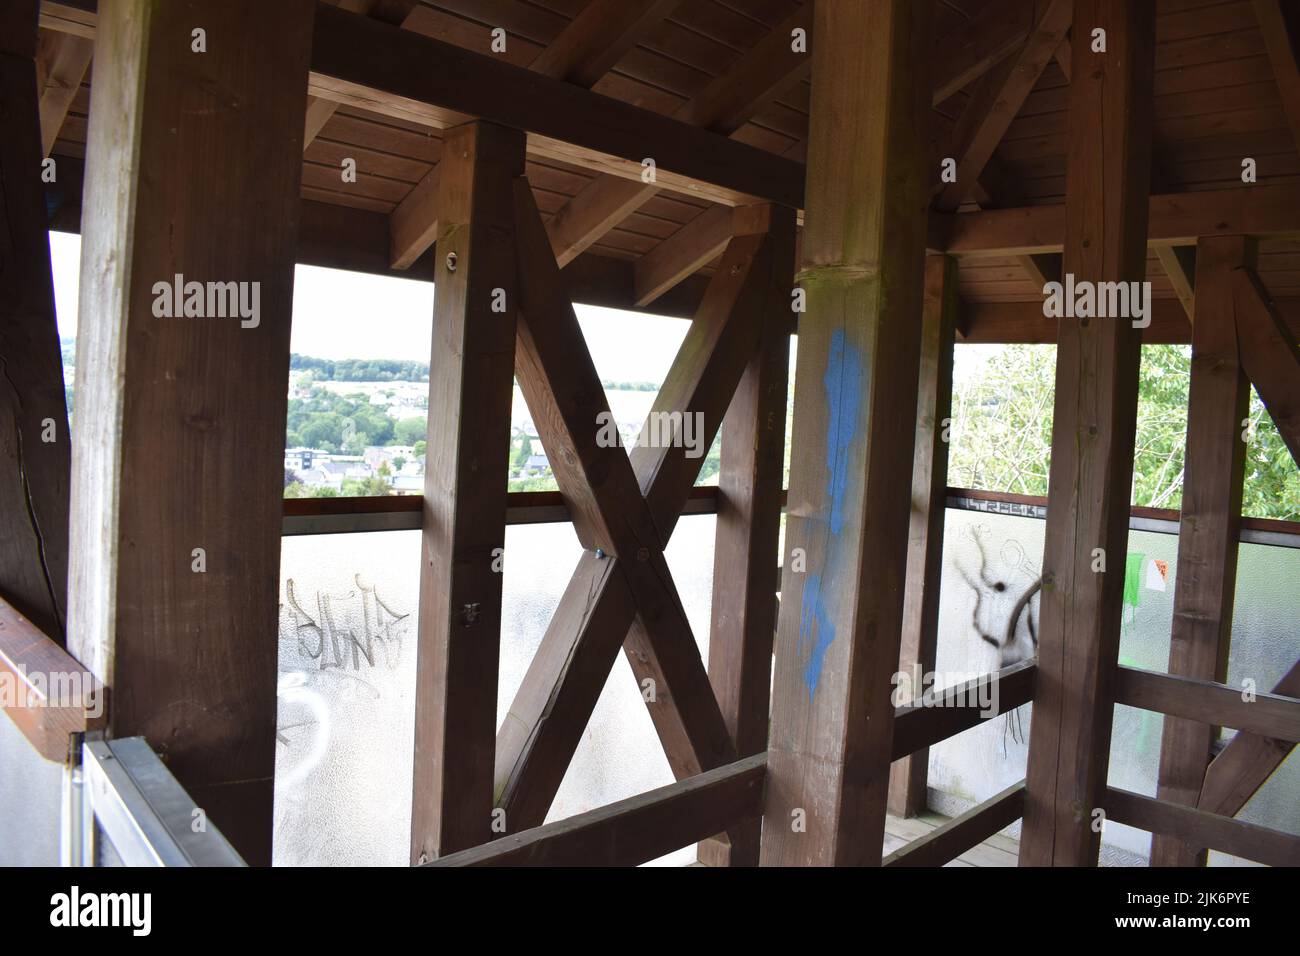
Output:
top-left (308, 3), bottom-right (803, 209)
top-left (527, 0), bottom-right (681, 87)
top-left (34, 29), bottom-right (92, 156)
top-left (543, 5), bottom-right (812, 267)
top-left (302, 0), bottom-right (378, 149)
top-left (389, 0), bottom-right (678, 269)
top-left (1253, 0), bottom-right (1300, 156)
top-left (936, 0), bottom-right (1072, 211)
top-left (932, 0), bottom-right (1037, 104)
top-left (941, 184), bottom-right (1300, 256)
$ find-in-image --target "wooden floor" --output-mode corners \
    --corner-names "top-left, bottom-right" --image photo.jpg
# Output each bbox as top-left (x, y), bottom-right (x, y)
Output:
top-left (883, 810), bottom-right (1021, 867)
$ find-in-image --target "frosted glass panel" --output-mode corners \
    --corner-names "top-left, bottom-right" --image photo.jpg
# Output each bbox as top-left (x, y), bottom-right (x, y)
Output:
top-left (930, 507), bottom-right (1300, 865)
top-left (274, 516), bottom-right (716, 866)
top-left (0, 714), bottom-right (62, 866)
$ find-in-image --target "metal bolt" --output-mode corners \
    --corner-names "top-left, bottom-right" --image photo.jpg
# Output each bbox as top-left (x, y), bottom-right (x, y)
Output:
top-left (594, 548), bottom-right (606, 559)
top-left (445, 251), bottom-right (458, 272)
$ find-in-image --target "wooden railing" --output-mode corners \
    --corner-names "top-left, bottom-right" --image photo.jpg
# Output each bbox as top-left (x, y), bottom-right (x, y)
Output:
top-left (0, 596), bottom-right (104, 762)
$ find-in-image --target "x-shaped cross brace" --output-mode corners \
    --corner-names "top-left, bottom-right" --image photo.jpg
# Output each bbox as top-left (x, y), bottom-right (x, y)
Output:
top-left (496, 179), bottom-right (783, 831)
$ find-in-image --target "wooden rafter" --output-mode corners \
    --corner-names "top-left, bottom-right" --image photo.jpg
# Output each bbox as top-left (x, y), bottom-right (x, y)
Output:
top-left (390, 0), bottom-right (680, 269)
top-left (307, 3), bottom-right (803, 210)
top-left (543, 4), bottom-right (812, 268)
top-left (34, 28), bottom-right (91, 156)
top-left (936, 0), bottom-right (1072, 212)
top-left (495, 182), bottom-right (786, 832)
top-left (932, 0), bottom-right (1038, 105)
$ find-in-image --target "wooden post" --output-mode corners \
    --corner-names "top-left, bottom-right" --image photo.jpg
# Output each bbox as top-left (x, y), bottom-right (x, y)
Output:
top-left (66, 0), bottom-right (314, 865)
top-left (410, 122), bottom-right (524, 863)
top-left (760, 0), bottom-right (933, 867)
top-left (0, 0), bottom-right (71, 643)
top-left (887, 254), bottom-right (959, 819)
top-left (1019, 0), bottom-right (1156, 866)
top-left (698, 205), bottom-right (796, 866)
top-left (1150, 236), bottom-right (1253, 866)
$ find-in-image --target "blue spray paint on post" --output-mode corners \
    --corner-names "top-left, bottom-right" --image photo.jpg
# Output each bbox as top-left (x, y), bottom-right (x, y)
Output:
top-left (797, 328), bottom-right (863, 696)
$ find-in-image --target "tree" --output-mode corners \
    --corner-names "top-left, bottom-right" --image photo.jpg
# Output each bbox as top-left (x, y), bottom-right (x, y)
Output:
top-left (947, 343), bottom-right (1300, 520)
top-left (395, 416), bottom-right (427, 446)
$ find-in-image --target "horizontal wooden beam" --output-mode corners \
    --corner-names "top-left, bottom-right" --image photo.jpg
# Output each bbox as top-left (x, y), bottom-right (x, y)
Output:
top-left (1116, 666), bottom-right (1300, 743)
top-left (308, 3), bottom-right (803, 209)
top-left (1103, 786), bottom-right (1300, 867)
top-left (942, 185), bottom-right (1300, 257)
top-left (959, 297), bottom-right (1300, 345)
top-left (883, 781), bottom-right (1025, 867)
top-left (427, 753), bottom-right (766, 866)
top-left (890, 660), bottom-right (1037, 761)
top-left (47, 166), bottom-right (710, 320)
top-left (0, 595), bottom-right (105, 763)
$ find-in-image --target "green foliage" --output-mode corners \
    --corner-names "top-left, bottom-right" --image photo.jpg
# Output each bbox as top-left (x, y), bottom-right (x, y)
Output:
top-left (341, 476), bottom-right (392, 497)
top-left (285, 387), bottom-right (397, 453)
top-left (394, 416), bottom-right (427, 446)
top-left (947, 343), bottom-right (1300, 520)
top-left (290, 353), bottom-right (428, 382)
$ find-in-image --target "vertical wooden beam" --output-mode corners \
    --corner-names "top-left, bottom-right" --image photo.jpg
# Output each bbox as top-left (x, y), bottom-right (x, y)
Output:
top-left (1150, 237), bottom-right (1252, 867)
top-left (1019, 0), bottom-right (1156, 866)
top-left (410, 121), bottom-right (524, 863)
top-left (887, 254), bottom-right (959, 819)
top-left (67, 0), bottom-right (314, 865)
top-left (698, 205), bottom-right (796, 867)
top-left (760, 0), bottom-right (933, 867)
top-left (0, 0), bottom-right (71, 643)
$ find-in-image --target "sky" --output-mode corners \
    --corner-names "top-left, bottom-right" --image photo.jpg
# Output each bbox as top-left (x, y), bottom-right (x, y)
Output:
top-left (48, 231), bottom-right (996, 390)
top-left (49, 233), bottom-right (690, 387)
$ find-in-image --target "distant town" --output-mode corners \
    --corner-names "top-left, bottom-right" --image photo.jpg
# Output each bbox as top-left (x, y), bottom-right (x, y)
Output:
top-left (58, 343), bottom-right (718, 499)
top-left (279, 353), bottom-right (714, 497)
